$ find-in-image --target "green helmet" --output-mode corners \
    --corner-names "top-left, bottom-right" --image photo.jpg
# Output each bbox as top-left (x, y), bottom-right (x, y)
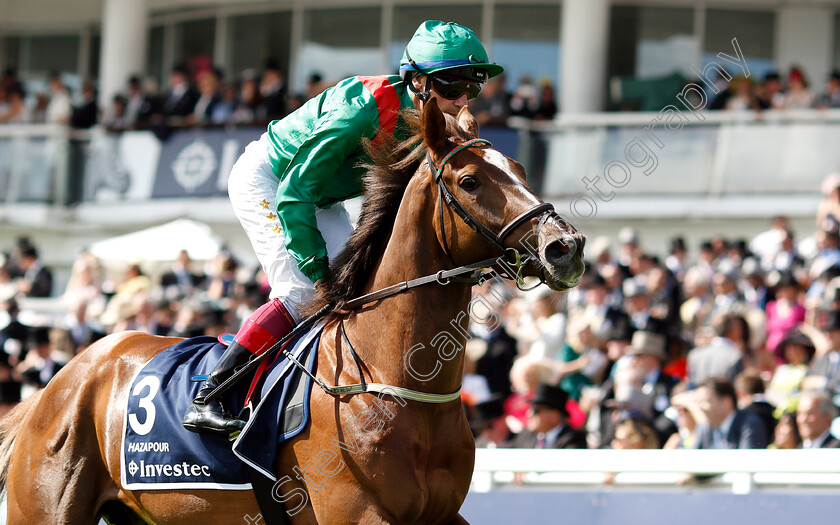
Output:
top-left (399, 20), bottom-right (503, 83)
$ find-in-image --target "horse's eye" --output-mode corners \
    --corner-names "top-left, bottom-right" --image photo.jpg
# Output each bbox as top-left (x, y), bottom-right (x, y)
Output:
top-left (459, 176), bottom-right (479, 191)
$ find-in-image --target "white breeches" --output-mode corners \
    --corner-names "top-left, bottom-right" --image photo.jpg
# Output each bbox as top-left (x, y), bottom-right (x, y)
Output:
top-left (228, 133), bottom-right (353, 321)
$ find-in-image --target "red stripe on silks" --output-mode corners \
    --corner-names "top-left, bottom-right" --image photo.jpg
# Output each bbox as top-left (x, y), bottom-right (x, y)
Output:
top-left (235, 320), bottom-right (277, 356)
top-left (359, 76), bottom-right (400, 142)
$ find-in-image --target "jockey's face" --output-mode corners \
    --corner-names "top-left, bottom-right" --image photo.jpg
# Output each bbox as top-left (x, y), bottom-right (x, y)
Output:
top-left (412, 75), bottom-right (475, 115)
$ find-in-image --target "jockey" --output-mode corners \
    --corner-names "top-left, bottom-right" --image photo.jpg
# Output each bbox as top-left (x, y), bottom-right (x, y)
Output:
top-left (183, 20), bottom-right (503, 435)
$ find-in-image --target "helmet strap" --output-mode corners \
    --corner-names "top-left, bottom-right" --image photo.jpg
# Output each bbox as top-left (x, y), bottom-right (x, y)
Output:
top-left (403, 49), bottom-right (433, 103)
top-left (408, 76), bottom-right (433, 103)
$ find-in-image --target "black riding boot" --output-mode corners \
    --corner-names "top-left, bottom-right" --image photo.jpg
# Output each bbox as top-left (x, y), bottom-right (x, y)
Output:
top-left (183, 341), bottom-right (252, 435)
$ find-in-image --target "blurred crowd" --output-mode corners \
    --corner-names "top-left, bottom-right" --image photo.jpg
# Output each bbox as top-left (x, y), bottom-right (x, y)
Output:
top-left (6, 60), bottom-right (840, 133)
top-left (709, 67), bottom-right (840, 111)
top-left (0, 243), bottom-right (268, 416)
top-left (615, 65), bottom-right (840, 113)
top-left (462, 172), bottom-right (840, 457)
top-left (0, 61), bottom-right (558, 132)
top-left (5, 178), bottom-right (840, 465)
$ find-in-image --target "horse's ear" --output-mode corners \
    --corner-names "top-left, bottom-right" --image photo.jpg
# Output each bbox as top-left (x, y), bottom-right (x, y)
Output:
top-left (457, 107), bottom-right (479, 138)
top-left (421, 98), bottom-right (446, 152)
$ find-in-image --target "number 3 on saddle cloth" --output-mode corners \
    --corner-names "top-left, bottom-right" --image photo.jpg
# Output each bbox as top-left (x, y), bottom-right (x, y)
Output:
top-left (121, 320), bottom-right (325, 490)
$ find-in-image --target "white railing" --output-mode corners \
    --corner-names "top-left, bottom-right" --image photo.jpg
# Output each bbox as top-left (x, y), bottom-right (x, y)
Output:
top-left (471, 448), bottom-right (840, 495)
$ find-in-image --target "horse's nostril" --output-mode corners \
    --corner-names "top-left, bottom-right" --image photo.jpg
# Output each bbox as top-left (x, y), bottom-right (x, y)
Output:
top-left (545, 240), bottom-right (570, 262)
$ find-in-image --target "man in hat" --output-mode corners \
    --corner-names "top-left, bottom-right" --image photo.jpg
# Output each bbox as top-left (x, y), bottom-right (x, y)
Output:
top-left (598, 331), bottom-right (678, 447)
top-left (693, 377), bottom-right (768, 449)
top-left (472, 396), bottom-right (511, 448)
top-left (622, 278), bottom-right (651, 331)
top-left (507, 383), bottom-right (586, 449)
top-left (687, 313), bottom-right (746, 385)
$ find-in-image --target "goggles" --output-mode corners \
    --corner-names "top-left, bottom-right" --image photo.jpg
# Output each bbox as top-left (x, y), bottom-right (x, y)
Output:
top-left (431, 75), bottom-right (482, 101)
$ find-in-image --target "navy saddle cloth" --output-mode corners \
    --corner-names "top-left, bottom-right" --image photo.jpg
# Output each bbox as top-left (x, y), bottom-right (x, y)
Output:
top-left (121, 322), bottom-right (324, 489)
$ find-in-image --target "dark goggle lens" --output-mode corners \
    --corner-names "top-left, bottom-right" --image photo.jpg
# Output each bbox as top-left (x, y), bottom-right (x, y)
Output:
top-left (431, 76), bottom-right (482, 100)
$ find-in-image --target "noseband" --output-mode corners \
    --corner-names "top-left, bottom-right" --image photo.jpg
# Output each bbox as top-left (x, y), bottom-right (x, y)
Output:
top-left (426, 138), bottom-right (556, 265)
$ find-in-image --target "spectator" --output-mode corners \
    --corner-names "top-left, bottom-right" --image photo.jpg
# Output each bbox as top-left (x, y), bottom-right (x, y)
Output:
top-left (803, 309), bottom-right (840, 395)
top-left (124, 75), bottom-right (155, 127)
top-left (16, 328), bottom-right (68, 399)
top-left (796, 390), bottom-right (840, 448)
top-left (817, 71), bottom-right (840, 109)
top-left (258, 62), bottom-right (288, 121)
top-left (233, 72), bottom-right (260, 123)
top-left (504, 357), bottom-right (554, 432)
top-left (693, 377), bottom-right (769, 449)
top-left (470, 73), bottom-right (509, 126)
top-left (779, 67), bottom-right (815, 109)
top-left (160, 249), bottom-right (205, 299)
top-left (755, 71), bottom-right (783, 109)
top-left (15, 245), bottom-right (52, 297)
top-left (0, 298), bottom-right (28, 362)
top-left (622, 279), bottom-right (651, 331)
top-left (765, 271), bottom-right (806, 357)
top-left (509, 75), bottom-right (538, 118)
top-left (750, 216), bottom-right (789, 270)
top-left (472, 396), bottom-right (511, 448)
top-left (724, 77), bottom-right (760, 111)
top-left (0, 350), bottom-right (21, 418)
top-left (45, 73), bottom-right (72, 124)
top-left (665, 237), bottom-right (688, 281)
top-left (769, 412), bottom-right (801, 449)
top-left (735, 371), bottom-right (777, 438)
top-left (610, 410), bottom-right (659, 449)
top-left (687, 314), bottom-right (746, 385)
top-left (105, 94), bottom-right (129, 129)
top-left (515, 289), bottom-right (566, 361)
top-left (473, 284), bottom-right (518, 399)
top-left (664, 389), bottom-right (705, 449)
top-left (70, 80), bottom-right (98, 129)
top-left (533, 80), bottom-right (557, 120)
top-left (189, 67), bottom-right (222, 125)
top-left (507, 383), bottom-right (587, 449)
top-left (211, 82), bottom-right (239, 124)
top-left (304, 72), bottom-right (325, 101)
top-left (159, 64), bottom-right (198, 122)
top-left (0, 85), bottom-right (30, 123)
top-left (553, 317), bottom-right (608, 399)
top-left (767, 332), bottom-right (815, 412)
top-left (817, 172), bottom-right (840, 230)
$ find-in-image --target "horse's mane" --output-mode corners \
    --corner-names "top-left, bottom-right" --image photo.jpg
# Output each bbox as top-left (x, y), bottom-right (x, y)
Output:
top-left (305, 108), bottom-right (466, 314)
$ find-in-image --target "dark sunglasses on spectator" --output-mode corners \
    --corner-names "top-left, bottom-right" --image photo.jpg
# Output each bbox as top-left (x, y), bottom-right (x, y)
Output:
top-left (431, 75), bottom-right (482, 100)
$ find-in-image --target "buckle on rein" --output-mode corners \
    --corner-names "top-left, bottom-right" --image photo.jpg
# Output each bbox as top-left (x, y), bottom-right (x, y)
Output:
top-left (502, 247), bottom-right (543, 292)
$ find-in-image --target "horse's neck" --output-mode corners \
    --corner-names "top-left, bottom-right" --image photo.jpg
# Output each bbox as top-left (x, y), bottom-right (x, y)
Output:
top-left (350, 180), bottom-right (471, 394)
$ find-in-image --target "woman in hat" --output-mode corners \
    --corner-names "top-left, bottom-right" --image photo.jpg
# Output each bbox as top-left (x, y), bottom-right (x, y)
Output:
top-left (767, 332), bottom-right (816, 411)
top-left (183, 21), bottom-right (504, 435)
top-left (765, 271), bottom-right (806, 360)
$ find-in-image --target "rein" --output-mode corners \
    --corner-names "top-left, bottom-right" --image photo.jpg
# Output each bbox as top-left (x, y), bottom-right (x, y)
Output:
top-left (206, 137), bottom-right (560, 407)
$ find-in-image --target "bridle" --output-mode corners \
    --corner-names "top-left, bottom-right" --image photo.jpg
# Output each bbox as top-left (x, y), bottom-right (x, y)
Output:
top-left (427, 137), bottom-right (557, 275)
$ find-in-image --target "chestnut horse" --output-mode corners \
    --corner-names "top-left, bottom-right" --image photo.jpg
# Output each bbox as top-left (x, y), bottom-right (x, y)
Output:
top-left (0, 101), bottom-right (584, 524)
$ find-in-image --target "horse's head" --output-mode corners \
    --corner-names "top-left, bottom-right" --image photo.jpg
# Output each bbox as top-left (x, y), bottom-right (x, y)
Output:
top-left (421, 99), bottom-right (585, 290)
